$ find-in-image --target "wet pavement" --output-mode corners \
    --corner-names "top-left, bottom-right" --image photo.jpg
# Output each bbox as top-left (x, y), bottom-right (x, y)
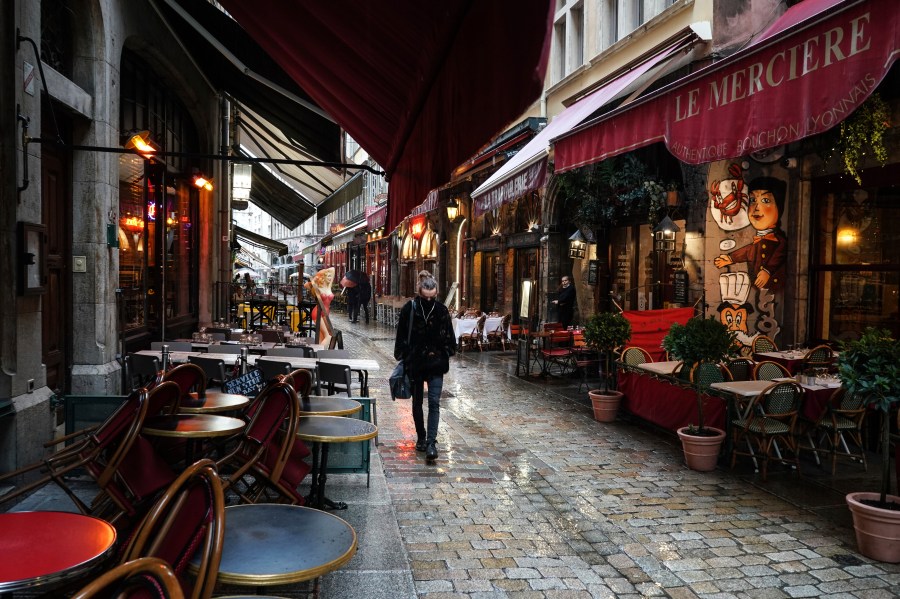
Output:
top-left (6, 308), bottom-right (900, 598)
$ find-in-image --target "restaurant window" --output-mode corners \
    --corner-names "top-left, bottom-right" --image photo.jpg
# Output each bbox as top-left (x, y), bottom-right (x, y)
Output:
top-left (118, 49), bottom-right (200, 330)
top-left (812, 184), bottom-right (900, 342)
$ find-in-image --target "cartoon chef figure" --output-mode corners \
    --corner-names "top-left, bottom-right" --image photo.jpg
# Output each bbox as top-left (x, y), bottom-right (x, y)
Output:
top-left (717, 272), bottom-right (758, 354)
top-left (714, 176), bottom-right (787, 291)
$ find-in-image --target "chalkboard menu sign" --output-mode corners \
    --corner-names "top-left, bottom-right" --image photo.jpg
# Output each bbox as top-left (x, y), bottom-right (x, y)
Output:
top-left (223, 368), bottom-right (264, 396)
top-left (673, 270), bottom-right (689, 305)
top-left (587, 260), bottom-right (600, 285)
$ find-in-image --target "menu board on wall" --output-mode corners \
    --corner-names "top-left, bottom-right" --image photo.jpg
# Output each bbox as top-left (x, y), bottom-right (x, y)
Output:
top-left (673, 270), bottom-right (689, 305)
top-left (614, 245), bottom-right (630, 298)
top-left (587, 260), bottom-right (600, 285)
top-left (495, 263), bottom-right (505, 306)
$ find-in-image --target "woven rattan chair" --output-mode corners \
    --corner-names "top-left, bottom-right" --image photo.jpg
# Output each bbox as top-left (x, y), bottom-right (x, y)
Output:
top-left (753, 360), bottom-right (791, 381)
top-left (690, 362), bottom-right (731, 389)
top-left (730, 381), bottom-right (803, 480)
top-left (805, 387), bottom-right (868, 475)
top-left (751, 335), bottom-right (778, 353)
top-left (801, 344), bottom-right (834, 371)
top-left (726, 358), bottom-right (755, 382)
top-left (621, 346), bottom-right (653, 366)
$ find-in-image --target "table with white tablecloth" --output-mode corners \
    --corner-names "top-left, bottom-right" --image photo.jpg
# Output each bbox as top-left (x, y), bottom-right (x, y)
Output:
top-left (452, 318), bottom-right (480, 342)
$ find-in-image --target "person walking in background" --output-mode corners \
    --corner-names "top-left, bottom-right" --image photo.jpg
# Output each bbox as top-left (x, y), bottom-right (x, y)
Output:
top-left (394, 271), bottom-right (456, 461)
top-left (552, 275), bottom-right (576, 329)
top-left (341, 269), bottom-right (371, 323)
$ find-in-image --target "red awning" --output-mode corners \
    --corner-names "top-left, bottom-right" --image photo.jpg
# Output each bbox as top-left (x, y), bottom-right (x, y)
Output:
top-left (218, 0), bottom-right (554, 231)
top-left (554, 0), bottom-right (900, 171)
top-left (471, 40), bottom-right (688, 217)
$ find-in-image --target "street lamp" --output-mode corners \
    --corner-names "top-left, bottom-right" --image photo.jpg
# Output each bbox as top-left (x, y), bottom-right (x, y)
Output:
top-left (446, 197), bottom-right (461, 223)
top-left (568, 229), bottom-right (586, 259)
top-left (653, 215), bottom-right (680, 252)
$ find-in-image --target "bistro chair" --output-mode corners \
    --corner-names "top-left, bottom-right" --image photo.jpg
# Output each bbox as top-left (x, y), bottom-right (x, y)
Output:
top-left (508, 322), bottom-right (529, 339)
top-left (259, 329), bottom-right (284, 344)
top-left (150, 341), bottom-right (193, 352)
top-left (205, 326), bottom-right (233, 341)
top-left (319, 349), bottom-right (366, 394)
top-left (804, 387), bottom-right (868, 475)
top-left (726, 357), bottom-right (755, 382)
top-left (751, 335), bottom-right (778, 354)
top-left (459, 314), bottom-right (486, 352)
top-left (328, 329), bottom-right (344, 350)
top-left (211, 343), bottom-right (243, 354)
top-left (753, 360), bottom-right (791, 381)
top-left (485, 314), bottom-right (511, 350)
top-left (730, 381), bottom-right (804, 481)
top-left (215, 382), bottom-right (307, 505)
top-left (126, 353), bottom-right (161, 391)
top-left (690, 362), bottom-right (731, 389)
top-left (188, 356), bottom-right (229, 389)
top-left (257, 359), bottom-right (293, 382)
top-left (268, 346), bottom-right (314, 358)
top-left (621, 346), bottom-right (653, 366)
top-left (801, 344), bottom-right (834, 371)
top-left (70, 557), bottom-right (183, 599)
top-left (120, 459), bottom-right (225, 599)
top-left (539, 330), bottom-right (575, 376)
top-left (318, 362), bottom-right (354, 396)
top-left (0, 385), bottom-right (178, 526)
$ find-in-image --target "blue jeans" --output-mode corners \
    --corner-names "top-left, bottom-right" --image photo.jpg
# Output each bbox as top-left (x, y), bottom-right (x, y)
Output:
top-left (411, 374), bottom-right (443, 443)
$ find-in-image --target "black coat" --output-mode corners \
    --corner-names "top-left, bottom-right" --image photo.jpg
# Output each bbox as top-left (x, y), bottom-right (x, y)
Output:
top-left (394, 298), bottom-right (456, 380)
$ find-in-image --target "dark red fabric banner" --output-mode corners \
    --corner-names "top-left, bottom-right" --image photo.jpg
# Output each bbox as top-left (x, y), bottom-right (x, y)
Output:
top-left (618, 370), bottom-right (726, 432)
top-left (622, 308), bottom-right (695, 361)
top-left (219, 0), bottom-right (553, 231)
top-left (555, 0), bottom-right (900, 171)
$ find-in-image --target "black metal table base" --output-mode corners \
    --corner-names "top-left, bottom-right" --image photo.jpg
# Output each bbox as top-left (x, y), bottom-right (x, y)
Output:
top-left (306, 443), bottom-right (348, 510)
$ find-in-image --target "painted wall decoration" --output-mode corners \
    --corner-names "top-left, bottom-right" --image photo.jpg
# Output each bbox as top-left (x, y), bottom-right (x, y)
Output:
top-left (706, 161), bottom-right (786, 353)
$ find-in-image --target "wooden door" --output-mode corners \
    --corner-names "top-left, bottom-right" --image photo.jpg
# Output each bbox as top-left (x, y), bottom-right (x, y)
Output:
top-left (41, 143), bottom-right (71, 392)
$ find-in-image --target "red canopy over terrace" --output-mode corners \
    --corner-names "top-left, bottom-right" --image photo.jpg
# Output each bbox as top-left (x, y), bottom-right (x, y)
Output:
top-left (554, 0), bottom-right (900, 171)
top-left (219, 0), bottom-right (554, 231)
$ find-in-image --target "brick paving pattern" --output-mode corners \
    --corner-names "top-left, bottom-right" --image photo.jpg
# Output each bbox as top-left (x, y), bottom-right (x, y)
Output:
top-left (348, 312), bottom-right (900, 599)
top-left (5, 310), bottom-right (900, 598)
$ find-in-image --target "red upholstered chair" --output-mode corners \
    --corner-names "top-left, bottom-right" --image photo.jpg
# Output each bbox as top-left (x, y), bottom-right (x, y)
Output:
top-left (539, 330), bottom-right (575, 375)
top-left (0, 386), bottom-right (177, 526)
top-left (163, 363), bottom-right (207, 403)
top-left (70, 557), bottom-right (183, 599)
top-left (215, 381), bottom-right (308, 504)
top-left (121, 459), bottom-right (225, 599)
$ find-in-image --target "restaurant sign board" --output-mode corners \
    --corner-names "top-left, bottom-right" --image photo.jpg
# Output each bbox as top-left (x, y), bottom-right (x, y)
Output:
top-left (555, 0), bottom-right (900, 170)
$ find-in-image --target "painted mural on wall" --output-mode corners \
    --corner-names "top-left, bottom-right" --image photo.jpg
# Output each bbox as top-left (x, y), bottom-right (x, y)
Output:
top-left (707, 161), bottom-right (786, 354)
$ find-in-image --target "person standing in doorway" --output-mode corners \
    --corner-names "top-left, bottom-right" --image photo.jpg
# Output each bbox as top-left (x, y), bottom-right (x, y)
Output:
top-left (552, 275), bottom-right (576, 329)
top-left (394, 271), bottom-right (456, 461)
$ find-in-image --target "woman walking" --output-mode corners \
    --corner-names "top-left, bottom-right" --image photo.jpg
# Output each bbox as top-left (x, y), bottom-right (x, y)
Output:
top-left (394, 271), bottom-right (456, 460)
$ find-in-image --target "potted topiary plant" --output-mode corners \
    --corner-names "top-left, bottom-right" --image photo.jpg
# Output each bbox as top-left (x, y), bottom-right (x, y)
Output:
top-left (839, 328), bottom-right (900, 562)
top-left (582, 312), bottom-right (632, 422)
top-left (662, 316), bottom-right (738, 470)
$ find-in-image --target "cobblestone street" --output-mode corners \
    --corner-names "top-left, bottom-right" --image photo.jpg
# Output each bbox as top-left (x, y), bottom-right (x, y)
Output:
top-left (343, 311), bottom-right (900, 599)
top-left (7, 311), bottom-right (900, 598)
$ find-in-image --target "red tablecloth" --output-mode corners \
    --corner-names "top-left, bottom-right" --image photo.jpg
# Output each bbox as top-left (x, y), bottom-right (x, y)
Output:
top-left (800, 385), bottom-right (842, 421)
top-left (618, 370), bottom-right (726, 432)
top-left (753, 353), bottom-right (804, 374)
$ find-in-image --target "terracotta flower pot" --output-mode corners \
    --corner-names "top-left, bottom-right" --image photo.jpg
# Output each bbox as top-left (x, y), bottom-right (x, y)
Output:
top-left (588, 389), bottom-right (623, 422)
top-left (846, 492), bottom-right (900, 563)
top-left (677, 426), bottom-right (725, 472)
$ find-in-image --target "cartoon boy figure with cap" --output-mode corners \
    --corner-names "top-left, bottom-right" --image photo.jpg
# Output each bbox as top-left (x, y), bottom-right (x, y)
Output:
top-left (714, 176), bottom-right (787, 291)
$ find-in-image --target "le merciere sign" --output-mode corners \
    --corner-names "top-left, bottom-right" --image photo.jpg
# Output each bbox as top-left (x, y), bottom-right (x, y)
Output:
top-left (555, 0), bottom-right (900, 170)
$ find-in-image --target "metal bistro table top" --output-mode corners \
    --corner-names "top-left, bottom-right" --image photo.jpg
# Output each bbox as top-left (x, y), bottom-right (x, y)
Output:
top-left (180, 391), bottom-right (250, 414)
top-left (142, 414), bottom-right (246, 438)
top-left (0, 511), bottom-right (116, 593)
top-left (299, 396), bottom-right (362, 417)
top-left (203, 504), bottom-right (357, 586)
top-left (296, 415), bottom-right (377, 444)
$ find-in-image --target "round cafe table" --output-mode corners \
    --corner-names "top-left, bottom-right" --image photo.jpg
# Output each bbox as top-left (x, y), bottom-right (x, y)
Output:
top-left (299, 396), bottom-right (362, 417)
top-left (194, 504), bottom-right (356, 589)
top-left (142, 414), bottom-right (246, 463)
top-left (0, 511), bottom-right (116, 594)
top-left (296, 416), bottom-right (377, 510)
top-left (180, 391), bottom-right (250, 414)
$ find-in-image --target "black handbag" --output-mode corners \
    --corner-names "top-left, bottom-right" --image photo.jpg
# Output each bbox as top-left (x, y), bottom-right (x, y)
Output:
top-left (389, 301), bottom-right (415, 400)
